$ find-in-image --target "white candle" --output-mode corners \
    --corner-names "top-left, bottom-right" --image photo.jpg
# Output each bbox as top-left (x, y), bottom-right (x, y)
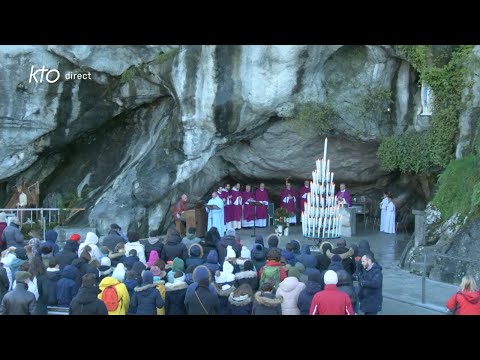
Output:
top-left (323, 137), bottom-right (328, 164)
top-left (327, 159), bottom-right (330, 175)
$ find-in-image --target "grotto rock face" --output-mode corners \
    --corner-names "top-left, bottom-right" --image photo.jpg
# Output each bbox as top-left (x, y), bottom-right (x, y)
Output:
top-left (0, 45), bottom-right (440, 235)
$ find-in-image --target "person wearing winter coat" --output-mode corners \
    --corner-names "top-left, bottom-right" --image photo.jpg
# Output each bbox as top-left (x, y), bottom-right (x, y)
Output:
top-left (69, 273), bottom-right (108, 315)
top-left (297, 272), bottom-right (323, 315)
top-left (358, 252), bottom-right (383, 315)
top-left (227, 283), bottom-right (253, 315)
top-left (184, 265), bottom-right (219, 315)
top-left (125, 231), bottom-right (147, 265)
top-left (56, 264), bottom-right (80, 307)
top-left (0, 271), bottom-right (36, 315)
top-left (46, 259), bottom-right (61, 306)
top-left (78, 232), bottom-right (103, 260)
top-left (29, 256), bottom-right (49, 315)
top-left (38, 230), bottom-right (60, 257)
top-left (203, 249), bottom-right (221, 277)
top-left (336, 270), bottom-right (357, 313)
top-left (185, 243), bottom-right (205, 270)
top-left (165, 271), bottom-right (188, 315)
top-left (310, 270), bottom-right (353, 315)
top-left (252, 280), bottom-right (283, 315)
top-left (161, 228), bottom-right (188, 262)
top-left (276, 276), bottom-right (306, 315)
top-left (234, 260), bottom-right (258, 292)
top-left (144, 230), bottom-right (164, 261)
top-left (2, 217), bottom-right (24, 249)
top-left (98, 276), bottom-right (130, 315)
top-left (446, 275), bottom-right (480, 315)
top-left (55, 239), bottom-right (79, 270)
top-left (132, 270), bottom-right (165, 315)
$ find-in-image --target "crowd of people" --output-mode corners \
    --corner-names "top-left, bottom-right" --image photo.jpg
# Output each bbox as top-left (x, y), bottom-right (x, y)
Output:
top-left (0, 212), bottom-right (387, 315)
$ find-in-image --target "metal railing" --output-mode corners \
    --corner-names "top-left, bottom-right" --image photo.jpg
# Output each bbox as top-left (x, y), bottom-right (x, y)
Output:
top-left (0, 207), bottom-right (85, 226)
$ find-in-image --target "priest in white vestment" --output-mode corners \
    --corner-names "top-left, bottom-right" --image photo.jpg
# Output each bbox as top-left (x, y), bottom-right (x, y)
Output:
top-left (206, 191), bottom-right (225, 236)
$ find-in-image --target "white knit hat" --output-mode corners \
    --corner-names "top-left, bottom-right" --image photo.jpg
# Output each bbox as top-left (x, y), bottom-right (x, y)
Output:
top-left (215, 271), bottom-right (235, 284)
top-left (324, 270), bottom-right (338, 285)
top-left (100, 257), bottom-right (111, 267)
top-left (226, 245), bottom-right (236, 259)
top-left (222, 260), bottom-right (234, 274)
top-left (240, 246), bottom-right (251, 259)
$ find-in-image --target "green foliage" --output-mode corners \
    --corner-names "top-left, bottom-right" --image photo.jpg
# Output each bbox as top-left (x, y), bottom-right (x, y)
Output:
top-left (291, 102), bottom-right (337, 135)
top-left (431, 156), bottom-right (480, 220)
top-left (471, 183), bottom-right (480, 209)
top-left (154, 48), bottom-right (179, 64)
top-left (377, 132), bottom-right (431, 173)
top-left (358, 87), bottom-right (393, 118)
top-left (120, 66), bottom-right (137, 83)
top-left (396, 45), bottom-right (427, 70)
top-left (379, 45), bottom-right (473, 173)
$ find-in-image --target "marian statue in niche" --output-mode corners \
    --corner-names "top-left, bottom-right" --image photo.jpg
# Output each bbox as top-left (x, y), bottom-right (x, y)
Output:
top-left (421, 82), bottom-right (434, 115)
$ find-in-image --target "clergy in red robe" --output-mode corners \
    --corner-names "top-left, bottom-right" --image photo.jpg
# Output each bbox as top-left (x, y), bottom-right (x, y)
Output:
top-left (223, 183), bottom-right (233, 229)
top-left (280, 182), bottom-right (297, 224)
top-left (242, 184), bottom-right (255, 228)
top-left (298, 179), bottom-right (311, 213)
top-left (335, 183), bottom-right (351, 207)
top-left (254, 183), bottom-right (269, 227)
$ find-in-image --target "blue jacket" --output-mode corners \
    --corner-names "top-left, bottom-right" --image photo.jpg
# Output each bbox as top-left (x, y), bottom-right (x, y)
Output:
top-left (56, 265), bottom-right (79, 307)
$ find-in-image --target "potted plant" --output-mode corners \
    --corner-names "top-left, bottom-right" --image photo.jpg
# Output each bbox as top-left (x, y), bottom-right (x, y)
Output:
top-left (274, 207), bottom-right (293, 236)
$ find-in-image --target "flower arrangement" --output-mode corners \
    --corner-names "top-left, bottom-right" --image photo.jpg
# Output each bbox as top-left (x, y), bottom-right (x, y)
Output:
top-left (274, 207), bottom-right (293, 226)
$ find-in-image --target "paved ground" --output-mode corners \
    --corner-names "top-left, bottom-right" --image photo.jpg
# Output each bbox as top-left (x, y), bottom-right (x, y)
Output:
top-left (234, 223), bottom-right (457, 315)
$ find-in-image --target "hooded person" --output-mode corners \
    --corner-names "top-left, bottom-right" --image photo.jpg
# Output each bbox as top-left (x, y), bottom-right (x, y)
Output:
top-left (234, 259), bottom-right (258, 292)
top-left (185, 243), bottom-right (204, 270)
top-left (182, 227), bottom-right (201, 247)
top-left (204, 249), bottom-right (220, 277)
top-left (184, 264), bottom-right (216, 306)
top-left (132, 270), bottom-right (165, 315)
top-left (144, 230), bottom-right (164, 261)
top-left (78, 232), bottom-right (103, 260)
top-left (124, 231), bottom-right (146, 265)
top-left (146, 250), bottom-right (160, 268)
top-left (161, 228), bottom-right (188, 262)
top-left (112, 263), bottom-right (126, 283)
top-left (69, 273), bottom-right (108, 315)
top-left (98, 276), bottom-right (130, 315)
top-left (38, 230), bottom-right (60, 256)
top-left (297, 271), bottom-right (324, 315)
top-left (250, 243), bottom-right (267, 273)
top-left (167, 257), bottom-right (185, 284)
top-left (184, 265), bottom-right (220, 315)
top-left (276, 271), bottom-right (306, 315)
top-left (227, 283), bottom-right (254, 315)
top-left (266, 234), bottom-right (280, 252)
top-left (252, 280), bottom-right (283, 315)
top-left (235, 246), bottom-right (251, 270)
top-left (2, 216), bottom-right (24, 249)
top-left (165, 270), bottom-right (188, 315)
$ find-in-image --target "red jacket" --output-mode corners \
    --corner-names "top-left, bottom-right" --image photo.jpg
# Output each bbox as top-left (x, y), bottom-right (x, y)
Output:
top-left (446, 290), bottom-right (480, 315)
top-left (310, 284), bottom-right (354, 315)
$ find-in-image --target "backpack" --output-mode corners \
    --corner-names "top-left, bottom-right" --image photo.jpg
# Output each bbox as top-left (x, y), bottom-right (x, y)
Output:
top-left (259, 265), bottom-right (281, 290)
top-left (102, 284), bottom-right (120, 312)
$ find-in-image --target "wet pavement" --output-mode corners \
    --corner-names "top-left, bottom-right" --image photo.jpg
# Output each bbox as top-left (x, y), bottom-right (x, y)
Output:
top-left (234, 222), bottom-right (458, 315)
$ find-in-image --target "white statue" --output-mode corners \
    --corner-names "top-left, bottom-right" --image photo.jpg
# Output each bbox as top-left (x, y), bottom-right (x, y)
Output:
top-left (421, 82), bottom-right (434, 115)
